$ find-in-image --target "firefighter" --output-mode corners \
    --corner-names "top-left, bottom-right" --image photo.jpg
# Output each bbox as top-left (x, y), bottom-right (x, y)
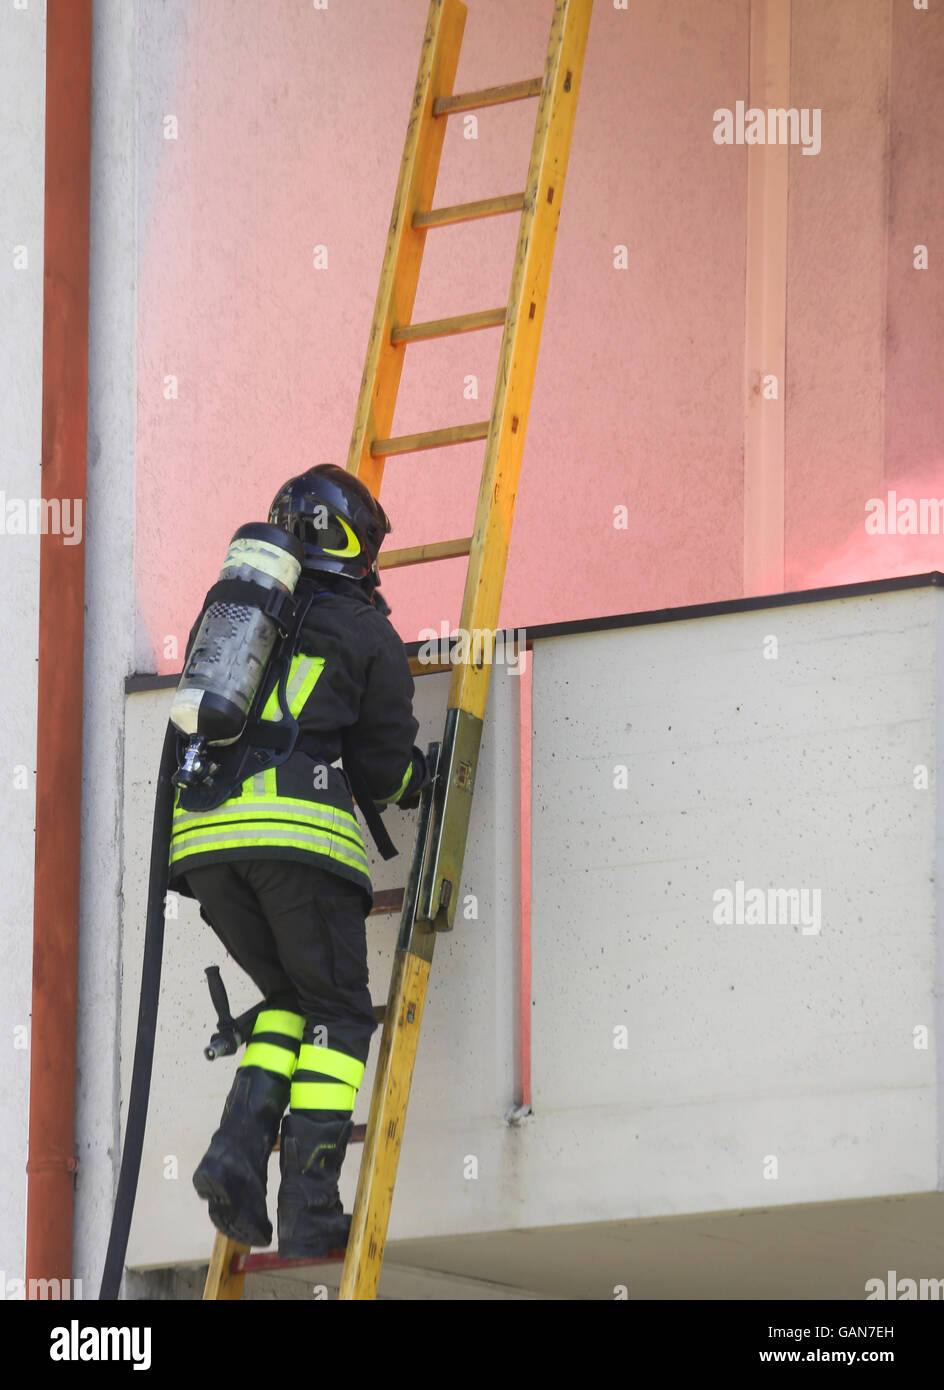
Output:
top-left (167, 463), bottom-right (428, 1259)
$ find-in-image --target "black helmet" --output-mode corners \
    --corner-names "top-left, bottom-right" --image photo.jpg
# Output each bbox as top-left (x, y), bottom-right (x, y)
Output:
top-left (268, 464), bottom-right (391, 581)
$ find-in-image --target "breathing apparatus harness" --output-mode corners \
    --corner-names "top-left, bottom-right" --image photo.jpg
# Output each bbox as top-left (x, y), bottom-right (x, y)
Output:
top-left (170, 468), bottom-right (399, 857)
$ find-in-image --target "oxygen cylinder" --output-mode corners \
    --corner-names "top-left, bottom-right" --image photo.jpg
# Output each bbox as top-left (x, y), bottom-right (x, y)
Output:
top-left (171, 522), bottom-right (305, 788)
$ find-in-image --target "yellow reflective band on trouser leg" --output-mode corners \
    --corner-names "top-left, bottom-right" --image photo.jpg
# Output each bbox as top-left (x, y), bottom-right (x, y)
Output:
top-left (238, 1009), bottom-right (305, 1078)
top-left (289, 1082), bottom-right (356, 1112)
top-left (254, 1010), bottom-right (305, 1041)
top-left (296, 1044), bottom-right (365, 1089)
top-left (241, 1042), bottom-right (298, 1079)
top-left (290, 1045), bottom-right (365, 1114)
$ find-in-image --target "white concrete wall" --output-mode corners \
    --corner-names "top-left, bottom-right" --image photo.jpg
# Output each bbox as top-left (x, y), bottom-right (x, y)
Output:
top-left (0, 0), bottom-right (46, 1289)
top-left (72, 0), bottom-right (142, 1296)
top-left (529, 587), bottom-right (940, 1221)
top-left (117, 584), bottom-right (943, 1270)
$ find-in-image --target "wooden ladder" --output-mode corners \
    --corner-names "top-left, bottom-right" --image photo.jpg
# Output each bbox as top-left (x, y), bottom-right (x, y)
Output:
top-left (203, 0), bottom-right (592, 1301)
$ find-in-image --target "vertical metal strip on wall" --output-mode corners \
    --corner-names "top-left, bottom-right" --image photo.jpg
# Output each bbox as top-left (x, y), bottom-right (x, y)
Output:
top-left (743, 0), bottom-right (791, 596)
top-left (25, 0), bottom-right (92, 1295)
top-left (518, 654), bottom-right (533, 1111)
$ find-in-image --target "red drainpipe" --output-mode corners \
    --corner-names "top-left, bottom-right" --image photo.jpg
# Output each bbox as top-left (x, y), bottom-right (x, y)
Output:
top-left (25, 0), bottom-right (93, 1296)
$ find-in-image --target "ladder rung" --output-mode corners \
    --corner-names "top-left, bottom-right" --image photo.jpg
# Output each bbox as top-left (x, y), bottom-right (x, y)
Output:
top-left (413, 193), bottom-right (524, 229)
top-left (269, 1119), bottom-right (367, 1163)
top-left (234, 1250), bottom-right (346, 1274)
top-left (269, 1100), bottom-right (369, 1156)
top-left (391, 307), bottom-right (506, 344)
top-left (372, 422), bottom-right (488, 457)
top-left (432, 77), bottom-right (543, 116)
top-left (369, 888), bottom-right (404, 916)
top-left (409, 656), bottom-right (454, 677)
top-left (379, 537), bottom-right (473, 570)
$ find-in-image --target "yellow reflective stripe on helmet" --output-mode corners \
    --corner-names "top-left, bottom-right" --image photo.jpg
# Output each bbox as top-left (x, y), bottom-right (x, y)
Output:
top-left (296, 1044), bottom-right (365, 1089)
top-left (255, 1010), bottom-right (305, 1041)
top-left (169, 825), bottom-right (370, 876)
top-left (284, 655), bottom-right (325, 718)
top-left (240, 1042), bottom-right (298, 1079)
top-left (322, 514), bottom-right (361, 559)
top-left (290, 1081), bottom-right (355, 1111)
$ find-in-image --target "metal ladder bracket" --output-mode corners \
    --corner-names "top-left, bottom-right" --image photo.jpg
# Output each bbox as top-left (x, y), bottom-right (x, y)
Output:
top-left (418, 707), bottom-right (483, 931)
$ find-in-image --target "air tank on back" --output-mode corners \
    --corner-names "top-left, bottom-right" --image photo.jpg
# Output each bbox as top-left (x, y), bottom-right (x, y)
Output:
top-left (170, 522), bottom-right (305, 788)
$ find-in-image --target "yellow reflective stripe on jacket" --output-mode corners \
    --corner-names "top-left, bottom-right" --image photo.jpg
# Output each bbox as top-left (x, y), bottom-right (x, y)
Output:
top-left (171, 798), bottom-right (364, 832)
top-left (259, 653), bottom-right (326, 722)
top-left (240, 768), bottom-right (277, 799)
top-left (296, 1044), bottom-right (365, 1089)
top-left (173, 796), bottom-right (362, 838)
top-left (240, 1041), bottom-right (298, 1079)
top-left (290, 1081), bottom-right (356, 1112)
top-left (169, 823), bottom-right (370, 876)
top-left (260, 683), bottom-right (279, 720)
top-left (285, 655), bottom-right (325, 717)
top-left (168, 635), bottom-right (371, 882)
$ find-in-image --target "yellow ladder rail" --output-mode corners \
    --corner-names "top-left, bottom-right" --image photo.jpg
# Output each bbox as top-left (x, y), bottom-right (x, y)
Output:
top-left (347, 0), bottom-right (468, 500)
top-left (341, 0), bottom-right (592, 1302)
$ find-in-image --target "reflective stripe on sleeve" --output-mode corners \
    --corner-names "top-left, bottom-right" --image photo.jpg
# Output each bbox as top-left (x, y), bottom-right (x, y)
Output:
top-left (376, 759), bottom-right (414, 806)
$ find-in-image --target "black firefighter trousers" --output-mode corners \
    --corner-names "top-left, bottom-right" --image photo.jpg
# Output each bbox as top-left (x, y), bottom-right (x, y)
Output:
top-left (185, 859), bottom-right (379, 1066)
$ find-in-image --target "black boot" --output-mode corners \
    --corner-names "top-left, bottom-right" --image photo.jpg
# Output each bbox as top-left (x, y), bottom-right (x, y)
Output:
top-left (277, 1112), bottom-right (354, 1259)
top-left (193, 1066), bottom-right (290, 1247)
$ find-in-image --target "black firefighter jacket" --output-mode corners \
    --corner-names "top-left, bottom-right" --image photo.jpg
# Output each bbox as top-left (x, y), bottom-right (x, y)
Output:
top-left (167, 571), bottom-right (427, 908)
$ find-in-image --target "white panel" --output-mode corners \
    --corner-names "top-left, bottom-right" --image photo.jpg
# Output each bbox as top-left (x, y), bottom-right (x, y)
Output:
top-left (529, 586), bottom-right (940, 1221)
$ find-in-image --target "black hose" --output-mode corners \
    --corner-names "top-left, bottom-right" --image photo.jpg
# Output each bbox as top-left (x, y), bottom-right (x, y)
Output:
top-left (99, 719), bottom-right (178, 1299)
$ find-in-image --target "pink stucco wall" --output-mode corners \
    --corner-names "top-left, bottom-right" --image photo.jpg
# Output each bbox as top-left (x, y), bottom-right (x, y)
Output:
top-left (136, 0), bottom-right (944, 674)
